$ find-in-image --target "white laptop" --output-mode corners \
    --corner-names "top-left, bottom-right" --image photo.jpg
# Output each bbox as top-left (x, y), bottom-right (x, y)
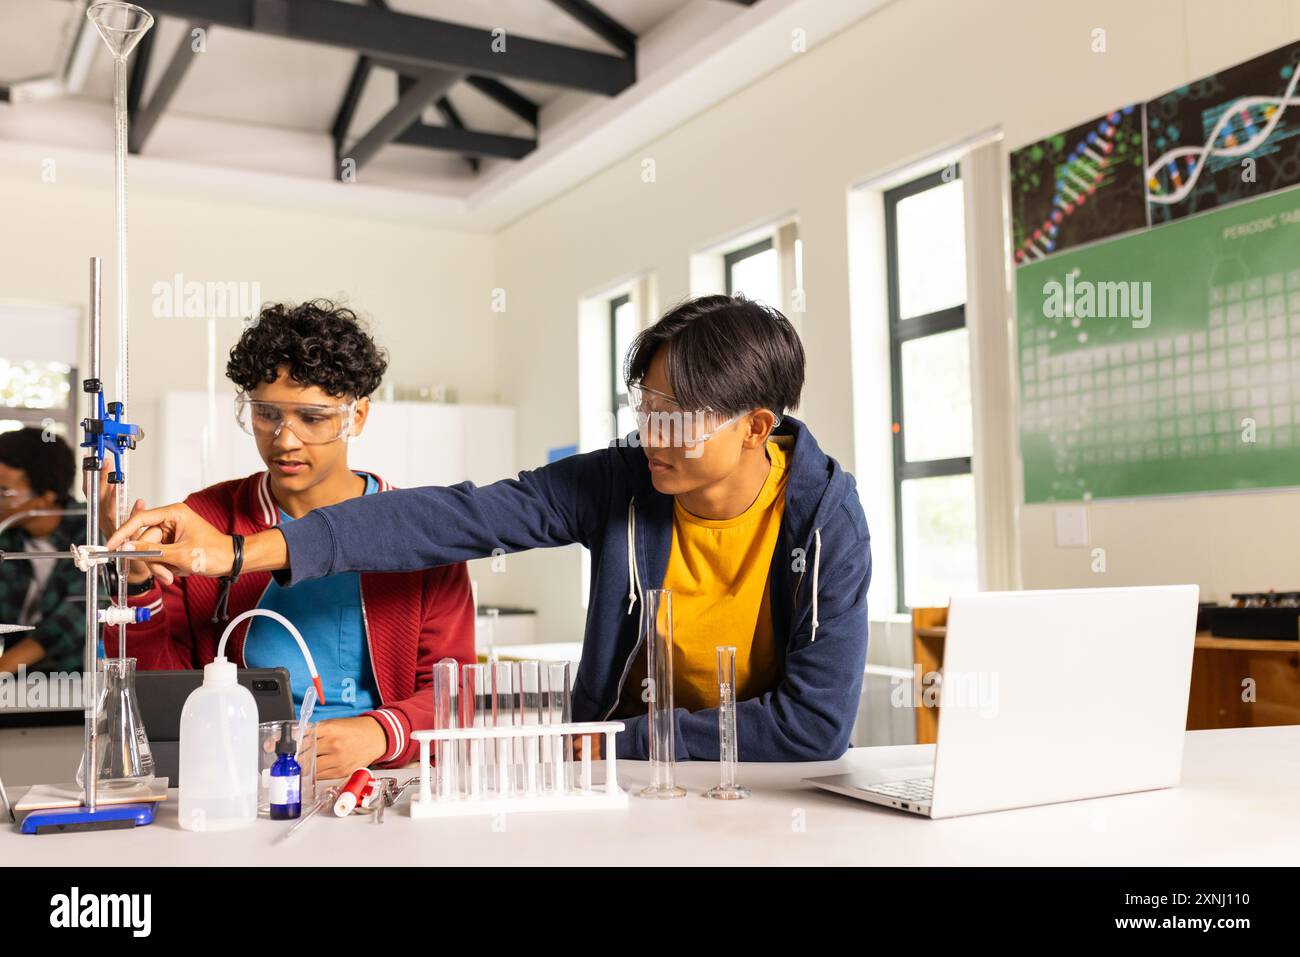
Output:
top-left (806, 585), bottom-right (1200, 819)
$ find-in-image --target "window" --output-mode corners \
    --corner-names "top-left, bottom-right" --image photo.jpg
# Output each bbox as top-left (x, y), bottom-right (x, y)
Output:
top-left (610, 293), bottom-right (637, 437)
top-left (884, 166), bottom-right (977, 610)
top-left (724, 237), bottom-right (779, 306)
top-left (0, 305), bottom-right (81, 444)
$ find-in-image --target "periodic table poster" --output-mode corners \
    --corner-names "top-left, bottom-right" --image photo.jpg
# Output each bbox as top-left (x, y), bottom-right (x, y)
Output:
top-left (1010, 39), bottom-right (1300, 502)
top-left (1016, 187), bottom-right (1300, 503)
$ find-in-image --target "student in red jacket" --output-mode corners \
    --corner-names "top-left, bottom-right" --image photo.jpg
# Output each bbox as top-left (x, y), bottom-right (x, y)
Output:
top-left (104, 301), bottom-right (475, 777)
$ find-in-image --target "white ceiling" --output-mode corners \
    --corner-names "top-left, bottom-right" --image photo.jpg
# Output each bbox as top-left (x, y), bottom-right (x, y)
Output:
top-left (0, 0), bottom-right (890, 228)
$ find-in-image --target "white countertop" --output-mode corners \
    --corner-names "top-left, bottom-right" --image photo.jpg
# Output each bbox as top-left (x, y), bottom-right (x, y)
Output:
top-left (5, 726), bottom-right (1296, 866)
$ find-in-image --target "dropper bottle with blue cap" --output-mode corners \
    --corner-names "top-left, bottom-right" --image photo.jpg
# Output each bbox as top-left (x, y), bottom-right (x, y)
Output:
top-left (269, 724), bottom-right (302, 820)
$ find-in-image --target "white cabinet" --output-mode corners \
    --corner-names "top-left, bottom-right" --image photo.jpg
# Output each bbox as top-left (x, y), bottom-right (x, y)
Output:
top-left (157, 393), bottom-right (515, 501)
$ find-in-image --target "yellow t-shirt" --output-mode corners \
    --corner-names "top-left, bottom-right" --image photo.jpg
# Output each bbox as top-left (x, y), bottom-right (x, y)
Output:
top-left (617, 438), bottom-right (790, 715)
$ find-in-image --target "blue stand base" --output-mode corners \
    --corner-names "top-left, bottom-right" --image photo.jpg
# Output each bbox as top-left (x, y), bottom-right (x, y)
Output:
top-left (20, 803), bottom-right (156, 835)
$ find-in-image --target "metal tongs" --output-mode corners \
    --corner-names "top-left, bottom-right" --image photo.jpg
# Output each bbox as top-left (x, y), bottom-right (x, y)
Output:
top-left (368, 776), bottom-right (418, 824)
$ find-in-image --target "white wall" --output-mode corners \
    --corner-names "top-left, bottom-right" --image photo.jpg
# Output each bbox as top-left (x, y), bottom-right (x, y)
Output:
top-left (492, 0), bottom-right (1300, 638)
top-left (7, 0), bottom-right (1300, 642)
top-left (0, 172), bottom-right (500, 508)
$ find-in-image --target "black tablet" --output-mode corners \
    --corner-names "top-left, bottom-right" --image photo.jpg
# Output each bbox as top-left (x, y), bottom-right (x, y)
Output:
top-left (136, 668), bottom-right (294, 786)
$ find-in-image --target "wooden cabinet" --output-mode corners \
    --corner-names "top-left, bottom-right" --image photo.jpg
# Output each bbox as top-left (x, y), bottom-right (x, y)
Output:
top-left (909, 607), bottom-right (1300, 738)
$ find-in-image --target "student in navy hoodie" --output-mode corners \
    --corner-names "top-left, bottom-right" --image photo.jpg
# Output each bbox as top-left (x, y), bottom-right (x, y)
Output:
top-left (109, 295), bottom-right (872, 761)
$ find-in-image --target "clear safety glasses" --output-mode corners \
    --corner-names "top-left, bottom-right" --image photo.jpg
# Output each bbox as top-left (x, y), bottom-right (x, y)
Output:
top-left (235, 395), bottom-right (356, 445)
top-left (628, 383), bottom-right (741, 450)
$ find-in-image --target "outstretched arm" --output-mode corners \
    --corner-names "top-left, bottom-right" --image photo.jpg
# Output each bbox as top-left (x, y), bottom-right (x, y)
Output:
top-left (108, 449), bottom-right (614, 585)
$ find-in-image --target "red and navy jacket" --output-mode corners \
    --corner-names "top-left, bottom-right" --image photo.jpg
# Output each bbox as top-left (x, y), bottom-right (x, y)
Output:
top-left (104, 470), bottom-right (475, 767)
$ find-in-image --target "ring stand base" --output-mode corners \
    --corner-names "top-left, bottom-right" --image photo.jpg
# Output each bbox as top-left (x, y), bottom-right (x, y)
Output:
top-left (20, 802), bottom-right (155, 834)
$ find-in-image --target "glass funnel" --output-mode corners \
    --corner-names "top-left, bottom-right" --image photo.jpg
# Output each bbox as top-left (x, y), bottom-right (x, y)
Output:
top-left (86, 2), bottom-right (154, 61)
top-left (77, 657), bottom-right (155, 789)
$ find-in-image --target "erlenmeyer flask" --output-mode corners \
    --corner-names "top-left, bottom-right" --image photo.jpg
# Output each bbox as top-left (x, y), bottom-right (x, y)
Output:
top-left (76, 657), bottom-right (155, 789)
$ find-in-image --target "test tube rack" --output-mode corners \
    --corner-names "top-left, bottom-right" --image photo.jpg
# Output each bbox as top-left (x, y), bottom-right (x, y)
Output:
top-left (409, 721), bottom-right (628, 819)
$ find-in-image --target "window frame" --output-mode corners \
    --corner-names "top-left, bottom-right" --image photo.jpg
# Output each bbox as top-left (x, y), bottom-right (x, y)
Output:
top-left (723, 237), bottom-right (775, 297)
top-left (883, 164), bottom-right (973, 612)
top-left (609, 293), bottom-right (632, 437)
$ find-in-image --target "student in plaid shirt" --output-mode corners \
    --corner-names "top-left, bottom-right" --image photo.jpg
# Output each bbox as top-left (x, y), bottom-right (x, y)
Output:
top-left (0, 428), bottom-right (86, 676)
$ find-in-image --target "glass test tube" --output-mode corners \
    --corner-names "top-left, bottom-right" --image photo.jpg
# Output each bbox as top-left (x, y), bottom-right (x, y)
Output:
top-left (705, 646), bottom-right (750, 800)
top-left (544, 661), bottom-right (572, 792)
top-left (491, 661), bottom-right (516, 794)
top-left (639, 589), bottom-right (686, 798)
top-left (516, 660), bottom-right (542, 794)
top-left (461, 663), bottom-right (490, 798)
top-left (432, 659), bottom-right (458, 799)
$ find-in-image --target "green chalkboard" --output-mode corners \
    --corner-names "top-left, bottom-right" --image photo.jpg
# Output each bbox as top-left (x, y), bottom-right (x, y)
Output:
top-left (1016, 186), bottom-right (1300, 503)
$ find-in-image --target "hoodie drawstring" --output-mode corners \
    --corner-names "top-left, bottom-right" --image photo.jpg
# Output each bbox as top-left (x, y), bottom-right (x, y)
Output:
top-left (626, 499), bottom-right (641, 615)
top-left (810, 527), bottom-right (822, 642)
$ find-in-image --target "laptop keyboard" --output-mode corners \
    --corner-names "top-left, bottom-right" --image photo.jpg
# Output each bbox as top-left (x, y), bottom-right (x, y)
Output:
top-left (861, 777), bottom-right (933, 803)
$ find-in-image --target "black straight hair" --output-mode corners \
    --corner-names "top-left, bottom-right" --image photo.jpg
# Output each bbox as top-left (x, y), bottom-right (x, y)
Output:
top-left (0, 428), bottom-right (76, 505)
top-left (624, 294), bottom-right (805, 416)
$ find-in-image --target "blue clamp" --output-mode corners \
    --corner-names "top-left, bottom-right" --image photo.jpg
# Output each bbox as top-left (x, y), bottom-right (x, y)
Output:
top-left (81, 393), bottom-right (141, 484)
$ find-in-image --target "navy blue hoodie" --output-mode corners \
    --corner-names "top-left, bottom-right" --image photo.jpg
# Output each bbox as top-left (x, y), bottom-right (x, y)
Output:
top-left (274, 416), bottom-right (872, 761)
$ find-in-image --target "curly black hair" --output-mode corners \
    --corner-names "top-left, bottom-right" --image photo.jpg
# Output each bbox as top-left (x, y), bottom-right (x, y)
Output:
top-left (0, 427), bottom-right (76, 505)
top-left (227, 300), bottom-right (389, 399)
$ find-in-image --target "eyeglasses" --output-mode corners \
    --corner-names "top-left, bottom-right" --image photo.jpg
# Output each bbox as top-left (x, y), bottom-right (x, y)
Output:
top-left (235, 395), bottom-right (356, 445)
top-left (628, 384), bottom-right (740, 449)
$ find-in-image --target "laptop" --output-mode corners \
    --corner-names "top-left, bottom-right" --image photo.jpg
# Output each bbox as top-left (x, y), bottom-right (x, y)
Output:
top-left (137, 668), bottom-right (294, 787)
top-left (806, 585), bottom-right (1200, 819)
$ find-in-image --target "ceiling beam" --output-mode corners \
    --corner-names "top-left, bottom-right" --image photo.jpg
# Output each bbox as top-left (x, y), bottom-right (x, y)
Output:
top-left (126, 26), bottom-right (156, 118)
top-left (435, 96), bottom-right (480, 173)
top-left (373, 60), bottom-right (541, 129)
top-left (395, 123), bottom-right (537, 161)
top-left (330, 54), bottom-right (371, 158)
top-left (343, 67), bottom-right (460, 172)
top-left (134, 0), bottom-right (636, 95)
top-left (543, 0), bottom-right (636, 59)
top-left (463, 76), bottom-right (539, 128)
top-left (129, 22), bottom-right (208, 153)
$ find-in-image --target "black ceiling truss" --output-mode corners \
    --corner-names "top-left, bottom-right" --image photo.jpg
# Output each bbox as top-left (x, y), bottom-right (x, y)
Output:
top-left (128, 19), bottom-right (208, 154)
top-left (101, 0), bottom-right (638, 178)
top-left (434, 95), bottom-right (479, 173)
top-left (543, 0), bottom-right (636, 59)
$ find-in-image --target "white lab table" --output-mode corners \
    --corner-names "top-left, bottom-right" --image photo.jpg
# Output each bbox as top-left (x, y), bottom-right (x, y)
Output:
top-left (4, 726), bottom-right (1296, 866)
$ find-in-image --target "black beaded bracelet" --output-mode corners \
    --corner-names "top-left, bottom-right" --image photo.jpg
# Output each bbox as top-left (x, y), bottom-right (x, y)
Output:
top-left (125, 576), bottom-right (155, 597)
top-left (210, 534), bottom-right (245, 624)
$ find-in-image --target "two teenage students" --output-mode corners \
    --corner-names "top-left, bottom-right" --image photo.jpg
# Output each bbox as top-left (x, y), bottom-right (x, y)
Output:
top-left (103, 302), bottom-right (476, 778)
top-left (110, 294), bottom-right (872, 762)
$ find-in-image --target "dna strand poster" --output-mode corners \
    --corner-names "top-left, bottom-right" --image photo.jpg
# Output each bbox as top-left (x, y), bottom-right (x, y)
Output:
top-left (1010, 39), bottom-right (1300, 503)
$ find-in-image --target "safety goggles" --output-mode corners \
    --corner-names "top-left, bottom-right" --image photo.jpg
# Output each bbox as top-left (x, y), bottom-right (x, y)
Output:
top-left (235, 395), bottom-right (356, 445)
top-left (0, 488), bottom-right (34, 509)
top-left (628, 383), bottom-right (741, 450)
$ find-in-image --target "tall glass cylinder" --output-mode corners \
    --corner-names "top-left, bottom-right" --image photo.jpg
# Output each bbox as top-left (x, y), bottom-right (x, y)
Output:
top-left (705, 646), bottom-right (750, 800)
top-left (638, 589), bottom-right (686, 798)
